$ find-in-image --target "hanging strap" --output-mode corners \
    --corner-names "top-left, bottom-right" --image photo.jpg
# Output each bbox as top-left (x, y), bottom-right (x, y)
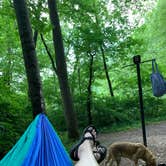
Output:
top-left (152, 59), bottom-right (159, 73)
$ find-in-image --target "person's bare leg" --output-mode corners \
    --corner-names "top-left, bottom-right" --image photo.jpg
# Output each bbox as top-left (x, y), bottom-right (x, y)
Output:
top-left (75, 133), bottom-right (99, 166)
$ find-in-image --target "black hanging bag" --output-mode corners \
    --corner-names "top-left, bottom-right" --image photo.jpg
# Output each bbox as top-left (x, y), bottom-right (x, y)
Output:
top-left (151, 59), bottom-right (166, 97)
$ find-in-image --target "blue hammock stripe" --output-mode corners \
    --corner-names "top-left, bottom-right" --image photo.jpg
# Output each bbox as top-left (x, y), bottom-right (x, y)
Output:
top-left (0, 114), bottom-right (73, 166)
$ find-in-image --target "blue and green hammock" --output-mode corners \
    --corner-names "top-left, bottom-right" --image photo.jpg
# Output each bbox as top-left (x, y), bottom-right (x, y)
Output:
top-left (0, 113), bottom-right (73, 166)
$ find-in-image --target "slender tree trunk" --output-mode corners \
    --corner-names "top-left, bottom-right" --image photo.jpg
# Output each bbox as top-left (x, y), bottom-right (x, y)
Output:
top-left (94, 12), bottom-right (114, 97)
top-left (33, 30), bottom-right (38, 47)
top-left (13, 0), bottom-right (45, 117)
top-left (33, 0), bottom-right (42, 47)
top-left (3, 48), bottom-right (13, 86)
top-left (75, 55), bottom-right (81, 106)
top-left (78, 67), bottom-right (81, 95)
top-left (100, 45), bottom-right (114, 97)
top-left (47, 0), bottom-right (78, 138)
top-left (70, 54), bottom-right (80, 97)
top-left (87, 52), bottom-right (94, 125)
top-left (40, 34), bottom-right (57, 75)
top-left (76, 56), bottom-right (81, 96)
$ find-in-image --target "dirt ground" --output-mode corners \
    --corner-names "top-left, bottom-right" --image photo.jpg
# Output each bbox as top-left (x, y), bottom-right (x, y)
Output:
top-left (98, 121), bottom-right (166, 165)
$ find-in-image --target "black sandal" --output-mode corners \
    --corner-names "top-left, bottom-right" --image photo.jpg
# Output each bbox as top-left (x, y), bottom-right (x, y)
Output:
top-left (82, 125), bottom-right (98, 141)
top-left (70, 125), bottom-right (97, 161)
top-left (93, 144), bottom-right (107, 163)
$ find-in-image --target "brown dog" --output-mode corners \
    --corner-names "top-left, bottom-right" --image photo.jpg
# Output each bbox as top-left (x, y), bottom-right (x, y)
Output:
top-left (105, 142), bottom-right (156, 166)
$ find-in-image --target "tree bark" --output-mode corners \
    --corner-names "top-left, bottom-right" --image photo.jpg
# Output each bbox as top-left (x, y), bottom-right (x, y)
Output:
top-left (86, 52), bottom-right (94, 125)
top-left (100, 45), bottom-right (114, 97)
top-left (13, 0), bottom-right (45, 117)
top-left (47, 0), bottom-right (79, 138)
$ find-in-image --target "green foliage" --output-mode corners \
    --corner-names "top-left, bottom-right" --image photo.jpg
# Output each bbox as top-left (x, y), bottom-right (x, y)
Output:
top-left (0, 83), bottom-right (32, 158)
top-left (1, 0), bottom-right (166, 159)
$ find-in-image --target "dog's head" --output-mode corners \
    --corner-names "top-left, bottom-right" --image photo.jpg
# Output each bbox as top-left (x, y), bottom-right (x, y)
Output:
top-left (146, 157), bottom-right (156, 166)
top-left (144, 147), bottom-right (156, 166)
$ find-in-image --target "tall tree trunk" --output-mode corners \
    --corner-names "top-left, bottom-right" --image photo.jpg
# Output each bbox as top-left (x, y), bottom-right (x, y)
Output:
top-left (13, 0), bottom-right (45, 117)
top-left (47, 0), bottom-right (78, 139)
top-left (86, 52), bottom-right (94, 125)
top-left (100, 45), bottom-right (114, 97)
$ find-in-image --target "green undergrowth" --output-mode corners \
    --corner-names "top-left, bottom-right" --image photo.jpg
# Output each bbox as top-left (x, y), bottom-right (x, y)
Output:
top-left (1, 88), bottom-right (166, 157)
top-left (99, 116), bottom-right (166, 133)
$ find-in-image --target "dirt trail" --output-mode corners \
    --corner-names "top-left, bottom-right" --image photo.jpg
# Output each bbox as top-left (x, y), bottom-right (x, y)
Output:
top-left (98, 121), bottom-right (166, 165)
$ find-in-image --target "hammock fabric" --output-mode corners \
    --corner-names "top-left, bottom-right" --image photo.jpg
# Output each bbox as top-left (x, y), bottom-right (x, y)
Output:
top-left (0, 113), bottom-right (73, 166)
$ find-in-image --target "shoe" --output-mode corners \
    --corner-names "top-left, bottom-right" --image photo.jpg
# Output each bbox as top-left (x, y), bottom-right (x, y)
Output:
top-left (82, 125), bottom-right (97, 141)
top-left (70, 125), bottom-right (97, 161)
top-left (93, 144), bottom-right (107, 163)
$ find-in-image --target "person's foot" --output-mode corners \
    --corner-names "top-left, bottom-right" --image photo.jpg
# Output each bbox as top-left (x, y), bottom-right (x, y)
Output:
top-left (93, 143), bottom-right (107, 164)
top-left (70, 125), bottom-right (98, 161)
top-left (83, 125), bottom-right (97, 141)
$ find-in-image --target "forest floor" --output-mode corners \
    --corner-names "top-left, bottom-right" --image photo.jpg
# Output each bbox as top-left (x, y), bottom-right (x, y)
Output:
top-left (98, 121), bottom-right (166, 166)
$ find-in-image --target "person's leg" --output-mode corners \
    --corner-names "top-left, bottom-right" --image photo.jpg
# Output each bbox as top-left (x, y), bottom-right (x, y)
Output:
top-left (75, 135), bottom-right (99, 166)
top-left (70, 125), bottom-right (97, 162)
top-left (70, 125), bottom-right (106, 166)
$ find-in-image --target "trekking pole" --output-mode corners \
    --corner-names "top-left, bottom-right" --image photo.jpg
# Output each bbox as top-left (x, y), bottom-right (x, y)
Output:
top-left (133, 55), bottom-right (147, 147)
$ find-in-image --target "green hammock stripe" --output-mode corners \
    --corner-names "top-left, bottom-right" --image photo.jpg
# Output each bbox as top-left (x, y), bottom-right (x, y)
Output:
top-left (0, 115), bottom-right (39, 166)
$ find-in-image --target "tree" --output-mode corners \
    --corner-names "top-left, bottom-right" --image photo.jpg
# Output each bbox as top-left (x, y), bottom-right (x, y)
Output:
top-left (47, 0), bottom-right (79, 139)
top-left (100, 45), bottom-right (114, 96)
top-left (86, 51), bottom-right (95, 124)
top-left (13, 0), bottom-right (45, 117)
top-left (144, 0), bottom-right (166, 56)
